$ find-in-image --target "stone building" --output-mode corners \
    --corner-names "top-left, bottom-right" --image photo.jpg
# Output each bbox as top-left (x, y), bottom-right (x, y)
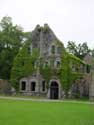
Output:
top-left (19, 24), bottom-right (63, 99)
top-left (83, 54), bottom-right (94, 100)
top-left (18, 24), bottom-right (93, 99)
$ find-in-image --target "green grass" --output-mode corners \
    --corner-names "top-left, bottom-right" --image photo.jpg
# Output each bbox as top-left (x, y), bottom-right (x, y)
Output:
top-left (0, 99), bottom-right (94, 125)
top-left (0, 94), bottom-right (46, 99)
top-left (0, 94), bottom-right (90, 101)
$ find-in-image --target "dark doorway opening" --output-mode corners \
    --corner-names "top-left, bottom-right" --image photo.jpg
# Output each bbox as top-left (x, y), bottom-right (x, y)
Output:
top-left (31, 82), bottom-right (36, 91)
top-left (42, 81), bottom-right (46, 92)
top-left (21, 81), bottom-right (26, 90)
top-left (50, 81), bottom-right (59, 99)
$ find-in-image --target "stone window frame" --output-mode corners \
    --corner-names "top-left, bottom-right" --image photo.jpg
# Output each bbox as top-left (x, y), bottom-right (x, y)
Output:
top-left (34, 60), bottom-right (39, 68)
top-left (57, 46), bottom-right (61, 54)
top-left (20, 80), bottom-right (27, 91)
top-left (80, 64), bottom-right (85, 73)
top-left (56, 61), bottom-right (61, 68)
top-left (41, 80), bottom-right (46, 92)
top-left (54, 58), bottom-right (61, 68)
top-left (72, 65), bottom-right (76, 72)
top-left (30, 81), bottom-right (36, 92)
top-left (51, 45), bottom-right (56, 54)
top-left (28, 44), bottom-right (32, 54)
top-left (44, 60), bottom-right (50, 68)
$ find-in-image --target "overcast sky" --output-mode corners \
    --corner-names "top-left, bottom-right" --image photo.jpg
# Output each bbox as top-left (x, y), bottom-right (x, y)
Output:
top-left (0, 0), bottom-right (94, 48)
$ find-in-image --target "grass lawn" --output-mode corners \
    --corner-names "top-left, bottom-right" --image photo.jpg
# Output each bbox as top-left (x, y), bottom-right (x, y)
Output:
top-left (0, 99), bottom-right (94, 125)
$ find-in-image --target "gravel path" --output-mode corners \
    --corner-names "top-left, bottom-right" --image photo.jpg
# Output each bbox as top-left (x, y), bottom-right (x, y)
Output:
top-left (0, 96), bottom-right (94, 105)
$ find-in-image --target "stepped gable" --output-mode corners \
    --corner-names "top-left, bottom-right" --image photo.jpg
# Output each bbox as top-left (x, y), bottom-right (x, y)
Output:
top-left (31, 24), bottom-right (59, 49)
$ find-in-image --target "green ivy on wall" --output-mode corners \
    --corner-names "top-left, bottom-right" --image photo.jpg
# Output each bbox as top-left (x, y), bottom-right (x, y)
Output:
top-left (10, 41), bottom-right (39, 91)
top-left (59, 50), bottom-right (86, 97)
top-left (10, 39), bottom-right (87, 95)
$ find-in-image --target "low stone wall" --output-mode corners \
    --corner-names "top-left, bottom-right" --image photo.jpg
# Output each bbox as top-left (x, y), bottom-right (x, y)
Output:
top-left (0, 79), bottom-right (11, 94)
top-left (19, 91), bottom-right (47, 98)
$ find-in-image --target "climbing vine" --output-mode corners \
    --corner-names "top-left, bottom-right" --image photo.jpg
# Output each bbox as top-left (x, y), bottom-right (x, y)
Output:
top-left (10, 38), bottom-right (87, 95)
top-left (10, 41), bottom-right (39, 91)
top-left (60, 51), bottom-right (86, 96)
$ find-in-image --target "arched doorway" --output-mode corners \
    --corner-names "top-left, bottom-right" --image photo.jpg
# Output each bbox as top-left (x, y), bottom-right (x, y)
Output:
top-left (50, 81), bottom-right (59, 99)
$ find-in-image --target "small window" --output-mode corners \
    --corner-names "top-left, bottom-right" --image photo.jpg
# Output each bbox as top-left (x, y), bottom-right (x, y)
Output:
top-left (57, 47), bottom-right (61, 54)
top-left (42, 81), bottom-right (46, 91)
top-left (31, 82), bottom-right (36, 91)
top-left (21, 81), bottom-right (26, 90)
top-left (34, 61), bottom-right (39, 68)
top-left (28, 45), bottom-right (32, 54)
top-left (56, 61), bottom-right (60, 68)
top-left (86, 65), bottom-right (90, 73)
top-left (28, 47), bottom-right (31, 54)
top-left (45, 61), bottom-right (49, 67)
top-left (51, 45), bottom-right (55, 54)
top-left (80, 64), bottom-right (84, 72)
top-left (72, 65), bottom-right (75, 72)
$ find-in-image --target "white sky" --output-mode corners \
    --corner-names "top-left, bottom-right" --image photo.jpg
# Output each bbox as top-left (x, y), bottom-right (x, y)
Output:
top-left (0, 0), bottom-right (94, 48)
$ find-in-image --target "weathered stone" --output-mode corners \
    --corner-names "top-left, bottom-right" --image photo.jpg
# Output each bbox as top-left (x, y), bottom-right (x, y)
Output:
top-left (18, 25), bottom-right (94, 100)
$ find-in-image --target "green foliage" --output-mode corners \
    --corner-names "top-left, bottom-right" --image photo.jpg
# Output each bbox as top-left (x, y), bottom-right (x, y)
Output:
top-left (60, 50), bottom-right (85, 96)
top-left (39, 46), bottom-right (85, 96)
top-left (51, 45), bottom-right (55, 54)
top-left (0, 16), bottom-right (24, 79)
top-left (10, 41), bottom-right (39, 90)
top-left (39, 55), bottom-right (60, 86)
top-left (0, 48), bottom-right (14, 79)
top-left (86, 64), bottom-right (91, 73)
top-left (0, 16), bottom-right (90, 96)
top-left (10, 36), bottom-right (86, 94)
top-left (40, 66), bottom-right (52, 85)
top-left (60, 51), bottom-right (72, 95)
top-left (67, 41), bottom-right (91, 59)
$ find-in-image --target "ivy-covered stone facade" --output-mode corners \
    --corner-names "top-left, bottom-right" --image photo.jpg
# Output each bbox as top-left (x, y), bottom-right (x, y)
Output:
top-left (11, 24), bottom-right (92, 99)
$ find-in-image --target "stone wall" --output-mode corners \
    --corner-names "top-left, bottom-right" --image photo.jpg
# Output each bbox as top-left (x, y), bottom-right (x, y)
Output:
top-left (19, 76), bottom-right (47, 96)
top-left (0, 79), bottom-right (11, 94)
top-left (89, 71), bottom-right (94, 100)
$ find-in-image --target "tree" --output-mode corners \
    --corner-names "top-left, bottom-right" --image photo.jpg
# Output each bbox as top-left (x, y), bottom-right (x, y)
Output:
top-left (91, 49), bottom-right (94, 57)
top-left (0, 16), bottom-right (24, 79)
top-left (67, 41), bottom-right (91, 59)
top-left (60, 52), bottom-right (71, 97)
